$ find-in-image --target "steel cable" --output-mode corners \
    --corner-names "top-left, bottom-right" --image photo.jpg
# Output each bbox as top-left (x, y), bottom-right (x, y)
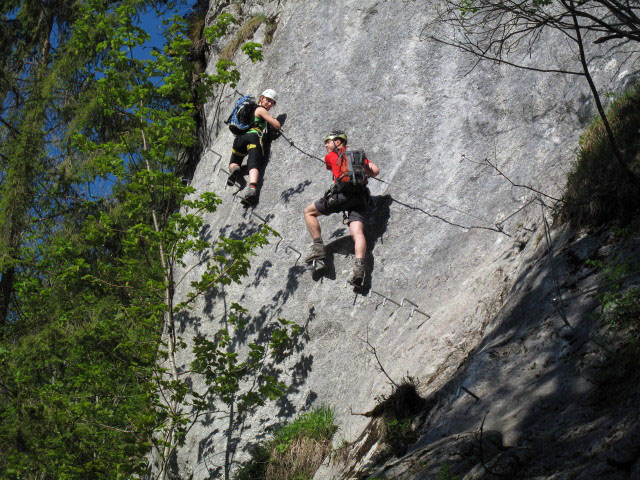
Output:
top-left (277, 130), bottom-right (528, 235)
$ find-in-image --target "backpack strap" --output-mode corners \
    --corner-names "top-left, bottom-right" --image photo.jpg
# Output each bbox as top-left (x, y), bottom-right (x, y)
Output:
top-left (247, 110), bottom-right (267, 135)
top-left (335, 150), bottom-right (348, 182)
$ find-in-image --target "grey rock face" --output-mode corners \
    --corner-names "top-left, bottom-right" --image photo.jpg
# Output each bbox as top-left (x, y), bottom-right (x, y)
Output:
top-left (168, 0), bottom-right (640, 478)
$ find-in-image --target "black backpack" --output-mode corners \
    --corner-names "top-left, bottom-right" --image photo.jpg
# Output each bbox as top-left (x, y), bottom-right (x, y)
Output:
top-left (225, 94), bottom-right (257, 135)
top-left (336, 149), bottom-right (367, 187)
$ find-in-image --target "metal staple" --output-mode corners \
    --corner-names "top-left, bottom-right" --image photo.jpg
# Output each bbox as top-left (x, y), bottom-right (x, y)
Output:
top-left (251, 211), bottom-right (268, 224)
top-left (400, 298), bottom-right (431, 319)
top-left (369, 289), bottom-right (402, 308)
top-left (274, 237), bottom-right (284, 252)
top-left (367, 290), bottom-right (430, 320)
top-left (205, 146), bottom-right (223, 172)
top-left (495, 196), bottom-right (537, 229)
top-left (457, 386), bottom-right (480, 401)
top-left (283, 244), bottom-right (302, 264)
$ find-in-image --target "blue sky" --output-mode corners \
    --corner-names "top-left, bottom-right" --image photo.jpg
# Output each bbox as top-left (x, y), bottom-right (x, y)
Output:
top-left (135, 1), bottom-right (193, 58)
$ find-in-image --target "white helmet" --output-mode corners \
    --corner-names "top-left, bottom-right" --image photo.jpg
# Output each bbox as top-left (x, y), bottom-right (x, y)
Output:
top-left (260, 89), bottom-right (277, 103)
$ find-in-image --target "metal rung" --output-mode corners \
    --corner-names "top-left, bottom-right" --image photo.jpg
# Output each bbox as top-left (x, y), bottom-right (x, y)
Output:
top-left (274, 237), bottom-right (283, 252)
top-left (251, 211), bottom-right (268, 223)
top-left (205, 146), bottom-right (223, 161)
top-left (284, 244), bottom-right (302, 264)
top-left (345, 271), bottom-right (367, 290)
top-left (218, 168), bottom-right (240, 191)
top-left (205, 147), bottom-right (223, 172)
top-left (219, 168), bottom-right (236, 193)
top-left (369, 289), bottom-right (402, 307)
top-left (401, 298), bottom-right (419, 308)
top-left (401, 298), bottom-right (430, 319)
top-left (457, 386), bottom-right (480, 402)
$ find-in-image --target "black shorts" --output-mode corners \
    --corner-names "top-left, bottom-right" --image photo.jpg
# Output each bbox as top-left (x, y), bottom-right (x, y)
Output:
top-left (229, 131), bottom-right (263, 170)
top-left (314, 188), bottom-right (369, 224)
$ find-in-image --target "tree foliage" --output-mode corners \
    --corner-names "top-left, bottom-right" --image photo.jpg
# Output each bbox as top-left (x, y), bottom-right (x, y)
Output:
top-left (0, 2), bottom-right (299, 479)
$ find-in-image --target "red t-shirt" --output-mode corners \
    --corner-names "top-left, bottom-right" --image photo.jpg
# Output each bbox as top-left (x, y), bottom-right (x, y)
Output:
top-left (324, 146), bottom-right (371, 182)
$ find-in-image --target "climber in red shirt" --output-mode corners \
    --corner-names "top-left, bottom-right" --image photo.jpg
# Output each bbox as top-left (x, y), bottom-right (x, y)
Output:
top-left (303, 130), bottom-right (379, 286)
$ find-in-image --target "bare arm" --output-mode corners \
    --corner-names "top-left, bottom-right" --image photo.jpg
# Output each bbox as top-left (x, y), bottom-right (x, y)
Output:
top-left (255, 106), bottom-right (281, 130)
top-left (366, 161), bottom-right (379, 177)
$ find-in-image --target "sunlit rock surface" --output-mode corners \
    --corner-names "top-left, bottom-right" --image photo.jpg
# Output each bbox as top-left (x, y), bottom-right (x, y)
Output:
top-left (167, 1), bottom-right (640, 478)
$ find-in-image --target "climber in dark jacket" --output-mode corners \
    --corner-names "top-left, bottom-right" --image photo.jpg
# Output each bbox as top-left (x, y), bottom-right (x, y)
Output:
top-left (227, 88), bottom-right (282, 205)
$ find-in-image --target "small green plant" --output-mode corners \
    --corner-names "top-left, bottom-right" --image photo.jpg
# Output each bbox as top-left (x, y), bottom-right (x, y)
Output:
top-left (271, 406), bottom-right (337, 453)
top-left (438, 462), bottom-right (460, 480)
top-left (600, 286), bottom-right (640, 332)
top-left (234, 407), bottom-right (337, 480)
top-left (383, 417), bottom-right (415, 454)
top-left (585, 257), bottom-right (605, 270)
top-left (613, 215), bottom-right (640, 240)
top-left (590, 250), bottom-right (640, 347)
top-left (264, 15), bottom-right (278, 44)
top-left (369, 378), bottom-right (426, 457)
top-left (233, 444), bottom-right (271, 480)
top-left (459, 0), bottom-right (479, 15)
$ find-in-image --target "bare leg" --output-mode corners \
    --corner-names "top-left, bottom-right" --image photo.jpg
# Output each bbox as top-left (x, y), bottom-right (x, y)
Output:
top-left (227, 162), bottom-right (242, 186)
top-left (249, 167), bottom-right (259, 185)
top-left (304, 203), bottom-right (323, 239)
top-left (349, 220), bottom-right (366, 259)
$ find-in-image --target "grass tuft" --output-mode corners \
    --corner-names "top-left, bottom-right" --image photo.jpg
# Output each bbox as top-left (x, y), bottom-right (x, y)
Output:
top-left (561, 86), bottom-right (640, 229)
top-left (234, 406), bottom-right (337, 480)
top-left (263, 15), bottom-right (278, 45)
top-left (220, 15), bottom-right (266, 61)
top-left (370, 378), bottom-right (426, 456)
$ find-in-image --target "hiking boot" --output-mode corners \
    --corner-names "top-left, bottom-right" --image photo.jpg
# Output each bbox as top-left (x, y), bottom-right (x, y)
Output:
top-left (240, 187), bottom-right (259, 206)
top-left (227, 166), bottom-right (241, 186)
top-left (304, 243), bottom-right (326, 263)
top-left (349, 262), bottom-right (365, 286)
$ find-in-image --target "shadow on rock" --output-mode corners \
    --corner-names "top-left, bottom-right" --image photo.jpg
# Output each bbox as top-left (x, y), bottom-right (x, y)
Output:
top-left (280, 179), bottom-right (312, 203)
top-left (340, 226), bottom-right (640, 479)
top-left (251, 260), bottom-right (273, 287)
